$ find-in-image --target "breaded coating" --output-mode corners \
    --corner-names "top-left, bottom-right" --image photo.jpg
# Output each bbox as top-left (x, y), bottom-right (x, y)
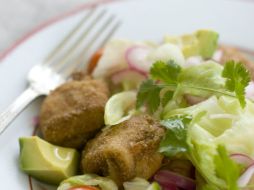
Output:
top-left (40, 78), bottom-right (109, 148)
top-left (219, 45), bottom-right (254, 79)
top-left (81, 115), bottom-right (165, 185)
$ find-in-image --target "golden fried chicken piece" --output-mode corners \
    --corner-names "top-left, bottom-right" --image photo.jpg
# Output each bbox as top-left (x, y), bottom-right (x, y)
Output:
top-left (219, 45), bottom-right (254, 79)
top-left (81, 115), bottom-right (165, 185)
top-left (39, 78), bottom-right (109, 148)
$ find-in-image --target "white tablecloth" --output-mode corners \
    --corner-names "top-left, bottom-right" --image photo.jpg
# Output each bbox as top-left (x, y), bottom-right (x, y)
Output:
top-left (0, 0), bottom-right (94, 52)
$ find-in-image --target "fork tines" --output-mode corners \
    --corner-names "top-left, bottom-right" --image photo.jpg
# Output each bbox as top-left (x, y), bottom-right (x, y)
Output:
top-left (45, 7), bottom-right (121, 77)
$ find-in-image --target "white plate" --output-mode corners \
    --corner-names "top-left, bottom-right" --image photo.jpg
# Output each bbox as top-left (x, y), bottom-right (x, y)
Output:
top-left (1, 0), bottom-right (254, 189)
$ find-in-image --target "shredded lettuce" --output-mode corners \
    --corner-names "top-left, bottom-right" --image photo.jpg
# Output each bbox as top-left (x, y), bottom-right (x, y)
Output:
top-left (123, 178), bottom-right (161, 190)
top-left (57, 174), bottom-right (118, 190)
top-left (164, 96), bottom-right (254, 189)
top-left (104, 91), bottom-right (137, 126)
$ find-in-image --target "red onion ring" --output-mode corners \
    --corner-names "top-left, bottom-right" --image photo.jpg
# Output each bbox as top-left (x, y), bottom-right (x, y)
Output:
top-left (110, 68), bottom-right (147, 85)
top-left (125, 45), bottom-right (152, 75)
top-left (238, 163), bottom-right (254, 187)
top-left (230, 153), bottom-right (253, 167)
top-left (154, 170), bottom-right (195, 190)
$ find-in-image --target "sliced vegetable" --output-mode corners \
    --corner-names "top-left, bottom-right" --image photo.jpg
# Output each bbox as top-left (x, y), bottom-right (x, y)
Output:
top-left (147, 182), bottom-right (161, 190)
top-left (245, 81), bottom-right (254, 100)
top-left (104, 91), bottom-right (137, 126)
top-left (125, 46), bottom-right (152, 75)
top-left (164, 29), bottom-right (219, 58)
top-left (230, 153), bottom-right (253, 168)
top-left (146, 43), bottom-right (185, 67)
top-left (238, 163), bottom-right (254, 188)
top-left (92, 39), bottom-right (137, 78)
top-left (125, 44), bottom-right (185, 75)
top-left (88, 48), bottom-right (103, 74)
top-left (137, 60), bottom-right (250, 114)
top-left (111, 69), bottom-right (147, 90)
top-left (123, 178), bottom-right (150, 190)
top-left (57, 174), bottom-right (118, 190)
top-left (19, 136), bottom-right (79, 185)
top-left (68, 186), bottom-right (99, 190)
top-left (154, 170), bottom-right (195, 190)
top-left (165, 95), bottom-right (254, 189)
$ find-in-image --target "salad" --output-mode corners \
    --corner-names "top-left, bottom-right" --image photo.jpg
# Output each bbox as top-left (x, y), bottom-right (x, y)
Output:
top-left (19, 29), bottom-right (254, 190)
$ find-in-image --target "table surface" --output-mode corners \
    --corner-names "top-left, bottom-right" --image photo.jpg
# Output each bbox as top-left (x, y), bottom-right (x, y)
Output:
top-left (0, 0), bottom-right (94, 53)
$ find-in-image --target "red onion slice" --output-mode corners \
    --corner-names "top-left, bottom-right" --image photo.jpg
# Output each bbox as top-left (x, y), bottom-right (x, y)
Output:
top-left (212, 50), bottom-right (223, 62)
top-left (160, 183), bottom-right (179, 190)
top-left (154, 170), bottom-right (195, 190)
top-left (111, 68), bottom-right (147, 85)
top-left (238, 163), bottom-right (254, 187)
top-left (125, 46), bottom-right (152, 75)
top-left (245, 81), bottom-right (254, 100)
top-left (185, 56), bottom-right (203, 66)
top-left (230, 153), bottom-right (253, 167)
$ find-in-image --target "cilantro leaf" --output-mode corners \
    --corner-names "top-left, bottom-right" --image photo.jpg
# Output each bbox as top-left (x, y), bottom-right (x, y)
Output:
top-left (150, 60), bottom-right (181, 84)
top-left (161, 90), bottom-right (174, 107)
top-left (136, 79), bottom-right (162, 113)
top-left (214, 145), bottom-right (240, 190)
top-left (222, 61), bottom-right (251, 108)
top-left (159, 115), bottom-right (192, 157)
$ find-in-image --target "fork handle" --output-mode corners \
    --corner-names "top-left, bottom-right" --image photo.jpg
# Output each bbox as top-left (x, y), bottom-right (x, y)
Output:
top-left (0, 87), bottom-right (41, 135)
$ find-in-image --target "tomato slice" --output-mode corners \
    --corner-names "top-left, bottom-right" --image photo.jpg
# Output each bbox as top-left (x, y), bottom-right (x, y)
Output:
top-left (68, 185), bottom-right (99, 190)
top-left (87, 48), bottom-right (103, 74)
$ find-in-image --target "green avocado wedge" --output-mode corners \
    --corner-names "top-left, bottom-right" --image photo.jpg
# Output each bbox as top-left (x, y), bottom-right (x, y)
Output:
top-left (19, 136), bottom-right (79, 185)
top-left (164, 29), bottom-right (219, 59)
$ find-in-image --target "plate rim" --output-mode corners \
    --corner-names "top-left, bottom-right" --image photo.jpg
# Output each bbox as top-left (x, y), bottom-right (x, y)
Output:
top-left (0, 0), bottom-right (119, 62)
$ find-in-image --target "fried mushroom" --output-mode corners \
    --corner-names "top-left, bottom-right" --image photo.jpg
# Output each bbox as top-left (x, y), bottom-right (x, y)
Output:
top-left (39, 78), bottom-right (109, 148)
top-left (81, 114), bottom-right (165, 186)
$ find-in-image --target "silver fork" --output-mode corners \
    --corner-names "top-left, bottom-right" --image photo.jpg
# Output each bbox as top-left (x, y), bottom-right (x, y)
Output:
top-left (0, 8), bottom-right (120, 135)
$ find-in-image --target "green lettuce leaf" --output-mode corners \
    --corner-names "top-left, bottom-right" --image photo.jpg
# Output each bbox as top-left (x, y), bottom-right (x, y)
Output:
top-left (178, 61), bottom-right (226, 97)
top-left (57, 174), bottom-right (118, 190)
top-left (164, 96), bottom-right (254, 190)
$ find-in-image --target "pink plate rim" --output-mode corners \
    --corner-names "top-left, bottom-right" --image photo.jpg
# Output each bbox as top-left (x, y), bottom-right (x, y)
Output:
top-left (0, 0), bottom-right (120, 62)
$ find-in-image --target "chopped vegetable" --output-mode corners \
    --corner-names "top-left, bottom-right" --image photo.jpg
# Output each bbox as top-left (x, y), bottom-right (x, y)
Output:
top-left (123, 178), bottom-right (161, 190)
top-left (238, 163), bottom-right (254, 188)
top-left (88, 48), bottom-right (103, 74)
top-left (222, 60), bottom-right (251, 108)
top-left (154, 170), bottom-right (196, 190)
top-left (123, 178), bottom-right (150, 190)
top-left (230, 154), bottom-right (253, 168)
top-left (68, 186), bottom-right (99, 190)
top-left (136, 79), bottom-right (162, 113)
top-left (159, 115), bottom-right (192, 157)
top-left (147, 182), bottom-right (161, 190)
top-left (57, 174), bottom-right (118, 190)
top-left (110, 69), bottom-right (147, 90)
top-left (165, 95), bottom-right (254, 189)
top-left (104, 91), bottom-right (137, 126)
top-left (164, 29), bottom-right (219, 58)
top-left (137, 60), bottom-right (250, 113)
top-left (19, 136), bottom-right (79, 185)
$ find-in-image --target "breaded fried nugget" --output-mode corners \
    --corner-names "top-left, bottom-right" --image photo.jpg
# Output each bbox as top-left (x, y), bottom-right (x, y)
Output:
top-left (40, 78), bottom-right (109, 148)
top-left (81, 114), bottom-right (165, 185)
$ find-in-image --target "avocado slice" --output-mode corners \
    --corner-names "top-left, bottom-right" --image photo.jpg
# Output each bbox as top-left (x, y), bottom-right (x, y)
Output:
top-left (196, 29), bottom-right (219, 59)
top-left (19, 136), bottom-right (79, 185)
top-left (164, 29), bottom-right (219, 59)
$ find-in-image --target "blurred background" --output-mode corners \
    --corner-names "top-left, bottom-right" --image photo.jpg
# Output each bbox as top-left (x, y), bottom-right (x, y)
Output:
top-left (0, 0), bottom-right (95, 52)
